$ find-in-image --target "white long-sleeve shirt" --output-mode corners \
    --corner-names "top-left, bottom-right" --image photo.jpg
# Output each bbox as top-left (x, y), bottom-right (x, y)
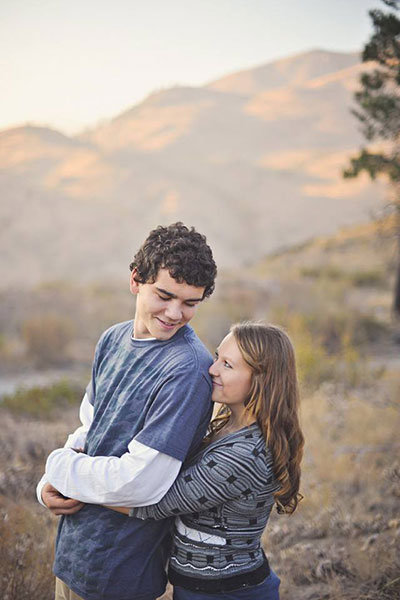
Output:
top-left (37, 393), bottom-right (182, 507)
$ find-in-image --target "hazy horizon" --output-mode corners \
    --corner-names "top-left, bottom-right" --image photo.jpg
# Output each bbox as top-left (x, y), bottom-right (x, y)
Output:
top-left (2, 0), bottom-right (381, 134)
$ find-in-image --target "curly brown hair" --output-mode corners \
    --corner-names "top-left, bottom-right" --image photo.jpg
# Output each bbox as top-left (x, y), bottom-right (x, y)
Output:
top-left (129, 222), bottom-right (217, 298)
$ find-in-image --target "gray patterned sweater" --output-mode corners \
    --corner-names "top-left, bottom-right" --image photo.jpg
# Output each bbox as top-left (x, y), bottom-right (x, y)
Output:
top-left (131, 423), bottom-right (280, 592)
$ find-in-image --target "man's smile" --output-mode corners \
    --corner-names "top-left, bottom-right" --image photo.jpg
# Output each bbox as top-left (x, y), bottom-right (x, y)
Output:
top-left (156, 317), bottom-right (180, 329)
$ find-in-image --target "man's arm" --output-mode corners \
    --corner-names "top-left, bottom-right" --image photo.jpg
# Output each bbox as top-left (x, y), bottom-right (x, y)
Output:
top-left (45, 439), bottom-right (182, 506)
top-left (40, 393), bottom-right (183, 509)
top-left (44, 367), bottom-right (211, 507)
top-left (37, 392), bottom-right (93, 514)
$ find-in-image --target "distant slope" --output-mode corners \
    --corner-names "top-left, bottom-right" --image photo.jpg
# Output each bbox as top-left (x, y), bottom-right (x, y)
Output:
top-left (251, 219), bottom-right (394, 280)
top-left (0, 49), bottom-right (383, 288)
top-left (207, 49), bottom-right (360, 95)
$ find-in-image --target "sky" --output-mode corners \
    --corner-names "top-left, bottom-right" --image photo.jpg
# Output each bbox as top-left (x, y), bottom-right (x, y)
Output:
top-left (1, 0), bottom-right (383, 135)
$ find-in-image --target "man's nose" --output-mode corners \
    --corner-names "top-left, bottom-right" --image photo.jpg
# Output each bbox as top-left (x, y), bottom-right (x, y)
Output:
top-left (164, 301), bottom-right (182, 321)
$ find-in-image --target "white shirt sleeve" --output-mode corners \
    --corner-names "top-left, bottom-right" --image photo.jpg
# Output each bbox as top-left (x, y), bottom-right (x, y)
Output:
top-left (44, 439), bottom-right (182, 506)
top-left (36, 392), bottom-right (94, 506)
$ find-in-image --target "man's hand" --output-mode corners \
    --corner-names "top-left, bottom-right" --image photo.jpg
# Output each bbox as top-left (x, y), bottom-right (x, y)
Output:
top-left (41, 482), bottom-right (85, 515)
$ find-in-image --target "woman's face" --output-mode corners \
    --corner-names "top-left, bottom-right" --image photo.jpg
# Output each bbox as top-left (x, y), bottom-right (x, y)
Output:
top-left (209, 332), bottom-right (253, 408)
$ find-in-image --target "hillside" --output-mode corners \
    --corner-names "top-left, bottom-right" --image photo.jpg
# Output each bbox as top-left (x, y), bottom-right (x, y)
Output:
top-left (207, 49), bottom-right (360, 94)
top-left (0, 49), bottom-right (384, 288)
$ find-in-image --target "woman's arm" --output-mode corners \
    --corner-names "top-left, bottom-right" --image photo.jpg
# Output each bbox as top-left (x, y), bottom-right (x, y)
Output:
top-left (130, 443), bottom-right (274, 521)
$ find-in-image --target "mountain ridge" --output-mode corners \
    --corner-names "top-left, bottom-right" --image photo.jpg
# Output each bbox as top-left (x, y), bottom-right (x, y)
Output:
top-left (0, 49), bottom-right (383, 288)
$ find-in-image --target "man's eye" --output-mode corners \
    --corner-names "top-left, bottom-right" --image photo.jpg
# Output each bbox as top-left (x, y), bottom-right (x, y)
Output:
top-left (224, 361), bottom-right (232, 369)
top-left (158, 295), bottom-right (170, 301)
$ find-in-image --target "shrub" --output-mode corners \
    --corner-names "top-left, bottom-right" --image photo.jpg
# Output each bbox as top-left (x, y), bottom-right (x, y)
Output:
top-left (287, 314), bottom-right (336, 389)
top-left (351, 315), bottom-right (389, 346)
top-left (22, 314), bottom-right (74, 367)
top-left (2, 380), bottom-right (83, 419)
top-left (268, 308), bottom-right (380, 390)
top-left (300, 266), bottom-right (387, 289)
top-left (349, 269), bottom-right (387, 288)
top-left (301, 266), bottom-right (344, 281)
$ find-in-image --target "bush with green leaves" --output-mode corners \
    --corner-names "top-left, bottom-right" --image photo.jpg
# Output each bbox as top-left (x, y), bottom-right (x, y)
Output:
top-left (2, 380), bottom-right (83, 419)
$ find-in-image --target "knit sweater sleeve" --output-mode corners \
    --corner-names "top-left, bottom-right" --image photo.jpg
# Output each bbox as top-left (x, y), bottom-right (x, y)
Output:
top-left (130, 442), bottom-right (268, 520)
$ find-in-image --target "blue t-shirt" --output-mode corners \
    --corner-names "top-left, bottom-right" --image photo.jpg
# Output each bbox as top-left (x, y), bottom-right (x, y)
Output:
top-left (53, 321), bottom-right (213, 600)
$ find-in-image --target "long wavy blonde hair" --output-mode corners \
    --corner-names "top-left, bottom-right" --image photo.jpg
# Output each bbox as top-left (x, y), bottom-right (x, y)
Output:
top-left (209, 322), bottom-right (304, 514)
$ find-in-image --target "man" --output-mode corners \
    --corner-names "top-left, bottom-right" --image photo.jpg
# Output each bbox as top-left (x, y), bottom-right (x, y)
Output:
top-left (37, 222), bottom-right (217, 600)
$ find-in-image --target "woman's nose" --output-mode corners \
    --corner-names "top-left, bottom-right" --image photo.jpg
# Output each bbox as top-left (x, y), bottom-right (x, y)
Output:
top-left (209, 361), bottom-right (218, 376)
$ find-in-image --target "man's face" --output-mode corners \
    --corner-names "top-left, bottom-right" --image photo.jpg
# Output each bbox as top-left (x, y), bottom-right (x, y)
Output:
top-left (130, 268), bottom-right (205, 340)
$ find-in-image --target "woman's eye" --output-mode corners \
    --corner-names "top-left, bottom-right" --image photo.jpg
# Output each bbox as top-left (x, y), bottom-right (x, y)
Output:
top-left (158, 295), bottom-right (170, 301)
top-left (224, 361), bottom-right (232, 369)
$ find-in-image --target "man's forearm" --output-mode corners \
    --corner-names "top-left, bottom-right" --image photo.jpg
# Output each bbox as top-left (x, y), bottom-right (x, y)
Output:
top-left (37, 393), bottom-right (93, 507)
top-left (45, 441), bottom-right (181, 506)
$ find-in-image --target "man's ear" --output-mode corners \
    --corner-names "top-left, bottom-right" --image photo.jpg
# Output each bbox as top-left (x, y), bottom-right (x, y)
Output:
top-left (130, 268), bottom-right (140, 295)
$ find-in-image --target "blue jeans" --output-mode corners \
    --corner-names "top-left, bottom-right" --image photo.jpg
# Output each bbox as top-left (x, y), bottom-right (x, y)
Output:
top-left (173, 570), bottom-right (281, 600)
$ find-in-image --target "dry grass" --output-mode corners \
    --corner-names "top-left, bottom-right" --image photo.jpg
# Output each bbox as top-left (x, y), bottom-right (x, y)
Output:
top-left (0, 408), bottom-right (81, 599)
top-left (1, 363), bottom-right (399, 600)
top-left (262, 373), bottom-right (400, 600)
top-left (0, 502), bottom-right (56, 600)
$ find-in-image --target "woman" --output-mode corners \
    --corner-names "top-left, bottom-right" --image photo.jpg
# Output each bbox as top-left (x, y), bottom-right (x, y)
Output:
top-left (109, 322), bottom-right (304, 599)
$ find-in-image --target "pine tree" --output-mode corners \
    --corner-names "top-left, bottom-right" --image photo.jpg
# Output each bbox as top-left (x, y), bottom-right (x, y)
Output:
top-left (344, 0), bottom-right (400, 316)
